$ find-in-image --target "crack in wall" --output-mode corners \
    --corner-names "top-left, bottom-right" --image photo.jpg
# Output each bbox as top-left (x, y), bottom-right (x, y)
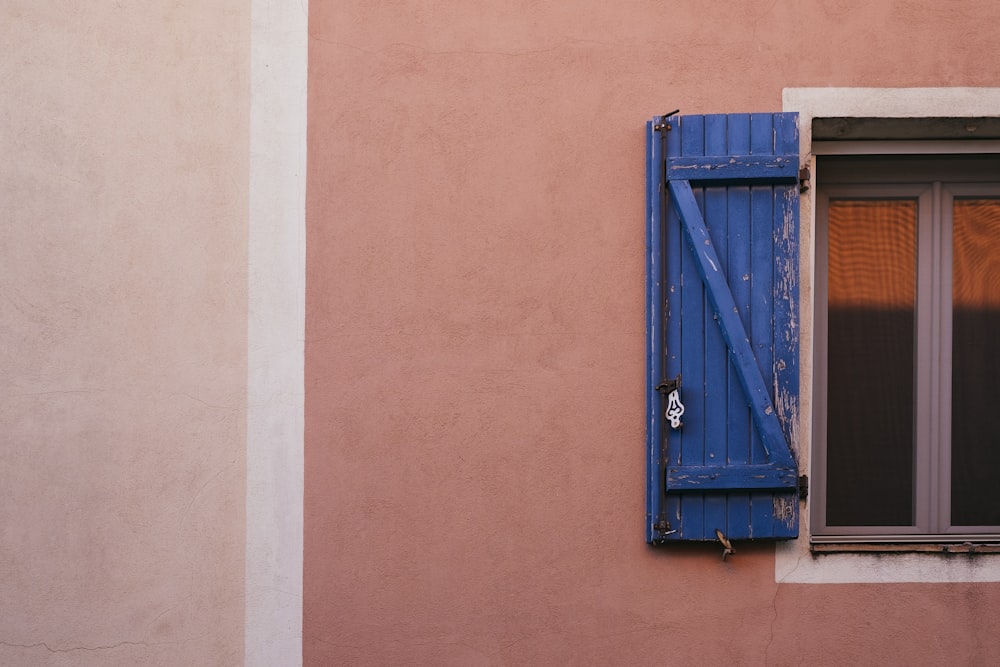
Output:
top-left (776, 542), bottom-right (810, 583)
top-left (0, 640), bottom-right (151, 653)
top-left (764, 582), bottom-right (781, 664)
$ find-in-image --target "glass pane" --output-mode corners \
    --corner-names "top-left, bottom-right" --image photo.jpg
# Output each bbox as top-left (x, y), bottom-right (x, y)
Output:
top-left (826, 200), bottom-right (916, 526)
top-left (951, 198), bottom-right (1000, 526)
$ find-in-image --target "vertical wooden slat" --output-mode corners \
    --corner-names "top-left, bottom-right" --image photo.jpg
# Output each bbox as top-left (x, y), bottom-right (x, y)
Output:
top-left (702, 114), bottom-right (730, 538)
top-left (749, 113), bottom-right (778, 537)
top-left (773, 112), bottom-right (800, 450)
top-left (750, 112), bottom-right (774, 156)
top-left (771, 113), bottom-right (801, 538)
top-left (725, 114), bottom-right (753, 538)
top-left (678, 114), bottom-right (706, 539)
top-left (749, 184), bottom-right (776, 537)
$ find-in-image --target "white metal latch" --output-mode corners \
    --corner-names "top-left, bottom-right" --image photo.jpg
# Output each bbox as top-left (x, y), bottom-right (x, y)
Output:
top-left (656, 375), bottom-right (685, 429)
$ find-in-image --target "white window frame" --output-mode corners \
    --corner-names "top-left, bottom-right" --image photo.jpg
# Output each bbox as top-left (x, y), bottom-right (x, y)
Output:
top-left (777, 88), bottom-right (1000, 583)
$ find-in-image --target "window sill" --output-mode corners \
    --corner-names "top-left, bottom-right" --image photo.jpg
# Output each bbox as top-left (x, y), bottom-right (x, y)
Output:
top-left (810, 542), bottom-right (1000, 554)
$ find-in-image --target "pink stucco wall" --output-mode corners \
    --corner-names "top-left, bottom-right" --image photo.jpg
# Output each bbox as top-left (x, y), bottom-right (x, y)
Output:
top-left (1, 4), bottom-right (249, 665)
top-left (304, 1), bottom-right (1000, 664)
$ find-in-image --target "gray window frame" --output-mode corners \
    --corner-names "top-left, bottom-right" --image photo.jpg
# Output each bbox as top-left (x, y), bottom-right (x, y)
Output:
top-left (813, 151), bottom-right (1000, 543)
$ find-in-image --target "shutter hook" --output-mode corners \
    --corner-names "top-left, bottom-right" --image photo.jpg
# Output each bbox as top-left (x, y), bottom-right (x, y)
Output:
top-left (715, 529), bottom-right (734, 561)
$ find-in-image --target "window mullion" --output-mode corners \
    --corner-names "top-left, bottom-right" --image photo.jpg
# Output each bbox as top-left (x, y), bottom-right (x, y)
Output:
top-left (914, 186), bottom-right (937, 534)
top-left (939, 184), bottom-right (955, 533)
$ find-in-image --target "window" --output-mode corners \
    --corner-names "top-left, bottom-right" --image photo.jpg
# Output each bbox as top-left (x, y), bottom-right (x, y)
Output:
top-left (776, 88), bottom-right (1000, 583)
top-left (813, 154), bottom-right (1000, 542)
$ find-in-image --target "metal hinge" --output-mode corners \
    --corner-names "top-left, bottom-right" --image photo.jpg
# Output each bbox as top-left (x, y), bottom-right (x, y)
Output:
top-left (798, 474), bottom-right (809, 499)
top-left (655, 375), bottom-right (681, 395)
top-left (654, 109), bottom-right (680, 133)
top-left (798, 166), bottom-right (811, 193)
top-left (654, 517), bottom-right (676, 537)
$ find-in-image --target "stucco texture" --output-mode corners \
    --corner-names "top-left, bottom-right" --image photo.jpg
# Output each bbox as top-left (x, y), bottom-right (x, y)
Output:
top-left (304, 0), bottom-right (1000, 664)
top-left (1, 3), bottom-right (249, 665)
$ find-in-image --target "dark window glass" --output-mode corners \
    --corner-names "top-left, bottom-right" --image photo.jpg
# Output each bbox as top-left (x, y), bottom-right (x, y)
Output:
top-left (951, 198), bottom-right (1000, 526)
top-left (826, 200), bottom-right (916, 526)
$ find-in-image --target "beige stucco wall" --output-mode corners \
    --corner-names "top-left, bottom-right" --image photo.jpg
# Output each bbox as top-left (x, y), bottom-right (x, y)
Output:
top-left (1, 3), bottom-right (249, 664)
top-left (304, 1), bottom-right (1000, 664)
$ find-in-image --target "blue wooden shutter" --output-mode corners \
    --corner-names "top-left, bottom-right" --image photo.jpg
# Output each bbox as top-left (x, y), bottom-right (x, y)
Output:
top-left (646, 112), bottom-right (800, 543)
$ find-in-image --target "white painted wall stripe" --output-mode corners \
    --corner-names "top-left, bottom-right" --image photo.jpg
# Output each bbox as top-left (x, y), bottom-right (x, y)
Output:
top-left (247, 0), bottom-right (307, 663)
top-left (778, 88), bottom-right (1000, 584)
